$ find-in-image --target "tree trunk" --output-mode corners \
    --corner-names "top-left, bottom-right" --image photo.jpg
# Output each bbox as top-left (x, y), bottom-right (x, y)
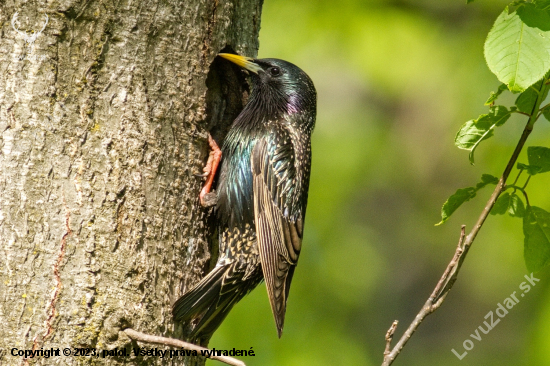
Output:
top-left (0, 0), bottom-right (262, 364)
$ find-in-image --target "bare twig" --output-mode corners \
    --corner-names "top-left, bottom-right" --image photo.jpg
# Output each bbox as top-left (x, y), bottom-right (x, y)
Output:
top-left (384, 321), bottom-right (398, 357)
top-left (123, 328), bottom-right (246, 366)
top-left (381, 79), bottom-right (549, 366)
top-left (382, 226), bottom-right (466, 365)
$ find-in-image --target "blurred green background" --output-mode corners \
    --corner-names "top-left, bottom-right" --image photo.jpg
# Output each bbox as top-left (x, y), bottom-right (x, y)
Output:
top-left (211, 1), bottom-right (550, 365)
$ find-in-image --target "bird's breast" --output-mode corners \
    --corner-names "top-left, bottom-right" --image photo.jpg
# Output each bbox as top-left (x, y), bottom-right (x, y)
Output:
top-left (216, 129), bottom-right (257, 230)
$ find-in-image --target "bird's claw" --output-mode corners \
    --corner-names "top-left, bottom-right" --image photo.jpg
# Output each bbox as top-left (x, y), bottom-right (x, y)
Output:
top-left (200, 191), bottom-right (218, 207)
top-left (199, 133), bottom-right (222, 207)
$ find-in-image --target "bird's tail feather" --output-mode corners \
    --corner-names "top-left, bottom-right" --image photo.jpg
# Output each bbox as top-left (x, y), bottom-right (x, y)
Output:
top-left (172, 264), bottom-right (257, 340)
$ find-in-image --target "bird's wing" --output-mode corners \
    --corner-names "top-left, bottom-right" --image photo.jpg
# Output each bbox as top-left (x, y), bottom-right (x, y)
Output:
top-left (251, 129), bottom-right (305, 337)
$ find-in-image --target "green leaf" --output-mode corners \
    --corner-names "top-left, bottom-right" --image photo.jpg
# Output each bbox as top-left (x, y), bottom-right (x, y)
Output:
top-left (491, 192), bottom-right (510, 215)
top-left (485, 84), bottom-right (509, 105)
top-left (484, 6), bottom-right (550, 92)
top-left (518, 3), bottom-right (550, 31)
top-left (527, 146), bottom-right (550, 174)
top-left (436, 174), bottom-right (499, 225)
top-left (491, 192), bottom-right (525, 217)
top-left (467, 0), bottom-right (474, 3)
top-left (455, 120), bottom-right (494, 151)
top-left (524, 206), bottom-right (550, 272)
top-left (436, 187), bottom-right (477, 226)
top-left (492, 192), bottom-right (512, 215)
top-left (455, 106), bottom-right (511, 164)
top-left (534, 0), bottom-right (550, 11)
top-left (509, 193), bottom-right (526, 217)
top-left (517, 162), bottom-right (543, 175)
top-left (515, 80), bottom-right (542, 113)
top-left (543, 107), bottom-right (550, 122)
top-left (480, 174), bottom-right (500, 185)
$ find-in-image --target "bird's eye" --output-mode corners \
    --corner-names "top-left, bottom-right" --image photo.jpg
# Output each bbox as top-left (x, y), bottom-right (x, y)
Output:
top-left (269, 67), bottom-right (281, 77)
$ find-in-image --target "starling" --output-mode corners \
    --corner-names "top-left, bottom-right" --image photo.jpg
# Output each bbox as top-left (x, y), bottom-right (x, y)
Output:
top-left (173, 53), bottom-right (316, 340)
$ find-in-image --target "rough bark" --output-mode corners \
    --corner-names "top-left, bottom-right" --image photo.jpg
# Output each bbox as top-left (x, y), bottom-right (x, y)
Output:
top-left (0, 0), bottom-right (262, 364)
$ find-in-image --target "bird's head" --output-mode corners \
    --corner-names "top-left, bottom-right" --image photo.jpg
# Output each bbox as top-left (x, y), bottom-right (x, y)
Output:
top-left (218, 53), bottom-right (316, 117)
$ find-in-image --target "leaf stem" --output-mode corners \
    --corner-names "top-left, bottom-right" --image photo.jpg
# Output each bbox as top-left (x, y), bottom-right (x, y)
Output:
top-left (381, 79), bottom-right (549, 366)
top-left (522, 174), bottom-right (532, 189)
top-left (512, 168), bottom-right (523, 185)
top-left (505, 184), bottom-right (530, 206)
top-left (512, 110), bottom-right (531, 117)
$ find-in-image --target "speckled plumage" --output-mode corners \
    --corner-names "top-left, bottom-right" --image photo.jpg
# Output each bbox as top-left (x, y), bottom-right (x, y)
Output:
top-left (173, 56), bottom-right (316, 340)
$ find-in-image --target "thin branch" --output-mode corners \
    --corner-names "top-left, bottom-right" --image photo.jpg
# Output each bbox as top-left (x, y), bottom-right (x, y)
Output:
top-left (123, 328), bottom-right (246, 366)
top-left (430, 226), bottom-right (466, 304)
top-left (381, 226), bottom-right (466, 366)
top-left (381, 79), bottom-right (549, 366)
top-left (384, 321), bottom-right (398, 357)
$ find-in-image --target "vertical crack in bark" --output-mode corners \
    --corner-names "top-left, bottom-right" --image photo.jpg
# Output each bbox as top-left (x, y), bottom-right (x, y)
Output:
top-left (46, 196), bottom-right (72, 337)
top-left (201, 0), bottom-right (219, 64)
top-left (29, 195), bottom-right (72, 358)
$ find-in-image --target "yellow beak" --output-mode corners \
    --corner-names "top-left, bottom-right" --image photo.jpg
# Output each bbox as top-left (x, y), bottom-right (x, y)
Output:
top-left (218, 53), bottom-right (263, 74)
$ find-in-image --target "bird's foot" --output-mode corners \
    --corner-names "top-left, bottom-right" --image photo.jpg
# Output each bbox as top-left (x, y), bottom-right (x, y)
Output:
top-left (199, 133), bottom-right (221, 207)
top-left (201, 192), bottom-right (218, 207)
